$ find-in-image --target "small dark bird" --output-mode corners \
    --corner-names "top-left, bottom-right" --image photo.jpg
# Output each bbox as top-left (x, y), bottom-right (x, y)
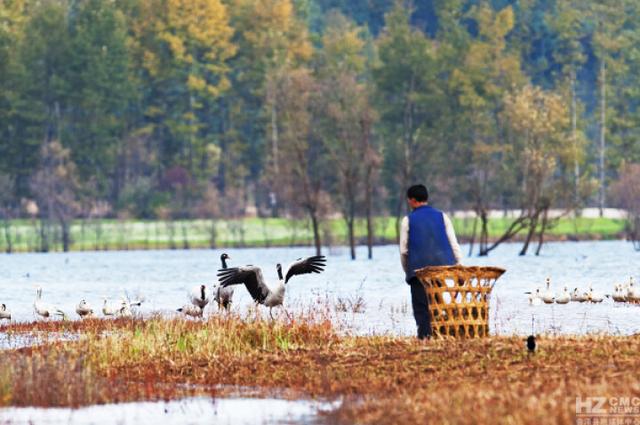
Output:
top-left (526, 335), bottom-right (536, 353)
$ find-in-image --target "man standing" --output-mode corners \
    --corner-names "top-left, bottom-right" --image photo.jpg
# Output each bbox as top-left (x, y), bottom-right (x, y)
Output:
top-left (400, 184), bottom-right (462, 339)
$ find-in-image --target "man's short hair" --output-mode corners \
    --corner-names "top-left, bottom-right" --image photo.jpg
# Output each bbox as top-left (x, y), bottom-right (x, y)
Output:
top-left (407, 184), bottom-right (429, 202)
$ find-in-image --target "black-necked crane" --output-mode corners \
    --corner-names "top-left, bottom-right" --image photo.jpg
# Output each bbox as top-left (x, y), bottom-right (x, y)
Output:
top-left (217, 255), bottom-right (326, 318)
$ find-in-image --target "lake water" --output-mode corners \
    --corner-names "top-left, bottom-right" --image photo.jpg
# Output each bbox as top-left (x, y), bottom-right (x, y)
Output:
top-left (0, 241), bottom-right (639, 336)
top-left (0, 396), bottom-right (337, 425)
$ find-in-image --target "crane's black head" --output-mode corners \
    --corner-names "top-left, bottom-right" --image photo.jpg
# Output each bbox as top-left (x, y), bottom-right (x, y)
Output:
top-left (526, 335), bottom-right (536, 352)
top-left (220, 253), bottom-right (230, 268)
top-left (276, 263), bottom-right (283, 280)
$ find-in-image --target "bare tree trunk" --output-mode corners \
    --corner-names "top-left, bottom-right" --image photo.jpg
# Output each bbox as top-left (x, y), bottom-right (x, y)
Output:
top-left (468, 213), bottom-right (478, 257)
top-left (598, 59), bottom-right (606, 217)
top-left (480, 214), bottom-right (529, 256)
top-left (2, 219), bottom-right (12, 254)
top-left (519, 211), bottom-right (539, 256)
top-left (80, 219), bottom-right (86, 251)
top-left (478, 210), bottom-right (489, 256)
top-left (394, 195), bottom-right (404, 244)
top-left (167, 220), bottom-right (176, 250)
top-left (571, 71), bottom-right (580, 209)
top-left (366, 189), bottom-right (373, 259)
top-left (208, 219), bottom-right (217, 249)
top-left (181, 221), bottom-right (190, 250)
top-left (535, 207), bottom-right (549, 256)
top-left (632, 216), bottom-right (640, 251)
top-left (309, 210), bottom-right (322, 256)
top-left (93, 219), bottom-right (102, 251)
top-left (60, 219), bottom-right (70, 252)
top-left (269, 77), bottom-right (280, 218)
top-left (395, 76), bottom-right (416, 243)
top-left (346, 216), bottom-right (355, 260)
top-left (39, 218), bottom-right (49, 253)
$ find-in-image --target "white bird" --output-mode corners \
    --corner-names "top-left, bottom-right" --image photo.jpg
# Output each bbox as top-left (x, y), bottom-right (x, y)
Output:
top-left (541, 278), bottom-right (555, 304)
top-left (571, 288), bottom-right (588, 302)
top-left (555, 287), bottom-right (571, 304)
top-left (526, 288), bottom-right (542, 306)
top-left (118, 297), bottom-right (135, 318)
top-left (217, 255), bottom-right (327, 317)
top-left (123, 290), bottom-right (145, 309)
top-left (612, 284), bottom-right (627, 302)
top-left (34, 287), bottom-right (67, 320)
top-left (177, 304), bottom-right (203, 318)
top-left (189, 284), bottom-right (210, 310)
top-left (75, 299), bottom-right (94, 319)
top-left (214, 253), bottom-right (234, 310)
top-left (627, 278), bottom-right (640, 302)
top-left (587, 285), bottom-right (604, 303)
top-left (0, 304), bottom-right (11, 320)
top-left (102, 297), bottom-right (120, 317)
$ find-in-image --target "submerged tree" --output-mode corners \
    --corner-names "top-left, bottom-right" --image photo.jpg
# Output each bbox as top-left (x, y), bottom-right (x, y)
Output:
top-left (611, 163), bottom-right (640, 251)
top-left (269, 67), bottom-right (329, 255)
top-left (30, 140), bottom-right (81, 252)
top-left (316, 12), bottom-right (377, 259)
top-left (375, 2), bottom-right (438, 240)
top-left (502, 85), bottom-right (572, 256)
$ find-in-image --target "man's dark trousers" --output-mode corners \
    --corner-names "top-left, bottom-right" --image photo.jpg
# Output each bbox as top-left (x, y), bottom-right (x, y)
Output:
top-left (409, 277), bottom-right (431, 339)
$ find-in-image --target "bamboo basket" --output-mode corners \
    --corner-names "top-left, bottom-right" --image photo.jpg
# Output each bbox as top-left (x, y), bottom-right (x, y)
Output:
top-left (415, 265), bottom-right (506, 339)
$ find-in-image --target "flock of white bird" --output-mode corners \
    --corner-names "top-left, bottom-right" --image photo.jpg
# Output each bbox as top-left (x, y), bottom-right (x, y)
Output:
top-left (2, 286), bottom-right (147, 322)
top-left (0, 252), bottom-right (328, 322)
top-left (527, 277), bottom-right (639, 305)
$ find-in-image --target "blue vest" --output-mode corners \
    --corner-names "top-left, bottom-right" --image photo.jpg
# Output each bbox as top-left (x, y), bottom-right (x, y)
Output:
top-left (406, 205), bottom-right (456, 282)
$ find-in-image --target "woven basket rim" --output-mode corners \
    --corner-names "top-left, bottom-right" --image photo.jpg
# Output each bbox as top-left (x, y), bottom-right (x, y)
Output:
top-left (415, 265), bottom-right (506, 279)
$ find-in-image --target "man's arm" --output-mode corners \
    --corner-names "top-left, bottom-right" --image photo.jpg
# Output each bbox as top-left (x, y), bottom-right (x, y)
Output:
top-left (443, 213), bottom-right (462, 264)
top-left (399, 216), bottom-right (409, 273)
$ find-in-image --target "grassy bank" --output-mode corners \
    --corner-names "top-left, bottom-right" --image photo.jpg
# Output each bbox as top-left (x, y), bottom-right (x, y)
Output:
top-left (0, 216), bottom-right (627, 253)
top-left (0, 315), bottom-right (638, 424)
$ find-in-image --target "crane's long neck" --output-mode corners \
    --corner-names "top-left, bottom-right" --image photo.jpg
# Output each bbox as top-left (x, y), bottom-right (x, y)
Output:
top-left (200, 285), bottom-right (206, 301)
top-left (277, 264), bottom-right (283, 282)
top-left (221, 257), bottom-right (227, 269)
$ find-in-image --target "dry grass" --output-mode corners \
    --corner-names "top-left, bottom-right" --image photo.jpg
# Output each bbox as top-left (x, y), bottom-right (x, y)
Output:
top-left (1, 314), bottom-right (639, 424)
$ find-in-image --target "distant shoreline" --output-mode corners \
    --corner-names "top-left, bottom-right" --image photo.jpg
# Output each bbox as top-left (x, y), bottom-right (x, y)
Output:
top-left (0, 216), bottom-right (630, 254)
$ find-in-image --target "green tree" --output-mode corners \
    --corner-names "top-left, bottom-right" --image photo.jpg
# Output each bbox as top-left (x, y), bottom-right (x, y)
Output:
top-left (224, 0), bottom-right (312, 212)
top-left (374, 1), bottom-right (440, 238)
top-left (548, 0), bottom-right (590, 209)
top-left (5, 1), bottom-right (72, 198)
top-left (129, 0), bottom-right (236, 205)
top-left (316, 12), bottom-right (376, 259)
top-left (66, 0), bottom-right (134, 203)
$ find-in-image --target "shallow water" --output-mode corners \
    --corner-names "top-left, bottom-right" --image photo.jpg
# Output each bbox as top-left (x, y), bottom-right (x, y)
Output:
top-left (0, 241), bottom-right (639, 336)
top-left (0, 396), bottom-right (336, 425)
top-left (0, 331), bottom-right (78, 350)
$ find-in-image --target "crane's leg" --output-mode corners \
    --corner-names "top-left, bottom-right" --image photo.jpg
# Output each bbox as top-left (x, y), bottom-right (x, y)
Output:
top-left (283, 306), bottom-right (292, 321)
top-left (269, 307), bottom-right (274, 321)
